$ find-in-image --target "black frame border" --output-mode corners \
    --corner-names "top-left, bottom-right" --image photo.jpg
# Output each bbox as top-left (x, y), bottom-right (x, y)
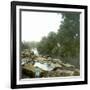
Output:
top-left (11, 1), bottom-right (88, 89)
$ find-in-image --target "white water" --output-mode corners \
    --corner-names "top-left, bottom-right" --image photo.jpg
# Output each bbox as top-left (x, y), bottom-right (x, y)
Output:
top-left (34, 62), bottom-right (54, 71)
top-left (31, 48), bottom-right (39, 56)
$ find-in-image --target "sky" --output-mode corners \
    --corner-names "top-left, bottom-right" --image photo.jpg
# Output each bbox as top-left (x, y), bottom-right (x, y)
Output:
top-left (22, 11), bottom-right (62, 42)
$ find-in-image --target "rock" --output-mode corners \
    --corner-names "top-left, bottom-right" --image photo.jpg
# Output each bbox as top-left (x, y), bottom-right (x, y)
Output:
top-left (21, 49), bottom-right (80, 78)
top-left (40, 71), bottom-right (48, 77)
top-left (73, 69), bottom-right (80, 76)
top-left (22, 64), bottom-right (35, 78)
top-left (60, 63), bottom-right (75, 70)
top-left (46, 69), bottom-right (74, 77)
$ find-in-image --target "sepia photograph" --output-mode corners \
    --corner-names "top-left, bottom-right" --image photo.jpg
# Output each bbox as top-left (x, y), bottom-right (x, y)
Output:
top-left (21, 11), bottom-right (80, 79)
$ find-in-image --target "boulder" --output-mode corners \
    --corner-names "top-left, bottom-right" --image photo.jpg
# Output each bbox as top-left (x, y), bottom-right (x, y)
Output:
top-left (73, 69), bottom-right (80, 76)
top-left (22, 64), bottom-right (35, 78)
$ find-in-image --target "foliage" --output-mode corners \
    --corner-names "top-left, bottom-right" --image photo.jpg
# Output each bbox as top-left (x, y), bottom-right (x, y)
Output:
top-left (37, 32), bottom-right (57, 56)
top-left (37, 12), bottom-right (80, 67)
top-left (21, 12), bottom-right (80, 68)
top-left (21, 41), bottom-right (38, 51)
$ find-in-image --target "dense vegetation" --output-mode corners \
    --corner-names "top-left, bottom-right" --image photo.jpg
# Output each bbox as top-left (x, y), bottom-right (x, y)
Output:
top-left (21, 12), bottom-right (80, 68)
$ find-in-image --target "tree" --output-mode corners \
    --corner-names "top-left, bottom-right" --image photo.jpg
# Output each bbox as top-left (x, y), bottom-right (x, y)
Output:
top-left (37, 12), bottom-right (80, 68)
top-left (37, 32), bottom-right (57, 57)
top-left (37, 36), bottom-right (48, 55)
top-left (21, 41), bottom-right (38, 51)
top-left (21, 42), bottom-right (30, 51)
top-left (57, 12), bottom-right (80, 67)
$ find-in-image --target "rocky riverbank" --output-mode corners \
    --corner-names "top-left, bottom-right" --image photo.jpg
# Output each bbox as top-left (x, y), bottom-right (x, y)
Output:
top-left (21, 50), bottom-right (80, 78)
